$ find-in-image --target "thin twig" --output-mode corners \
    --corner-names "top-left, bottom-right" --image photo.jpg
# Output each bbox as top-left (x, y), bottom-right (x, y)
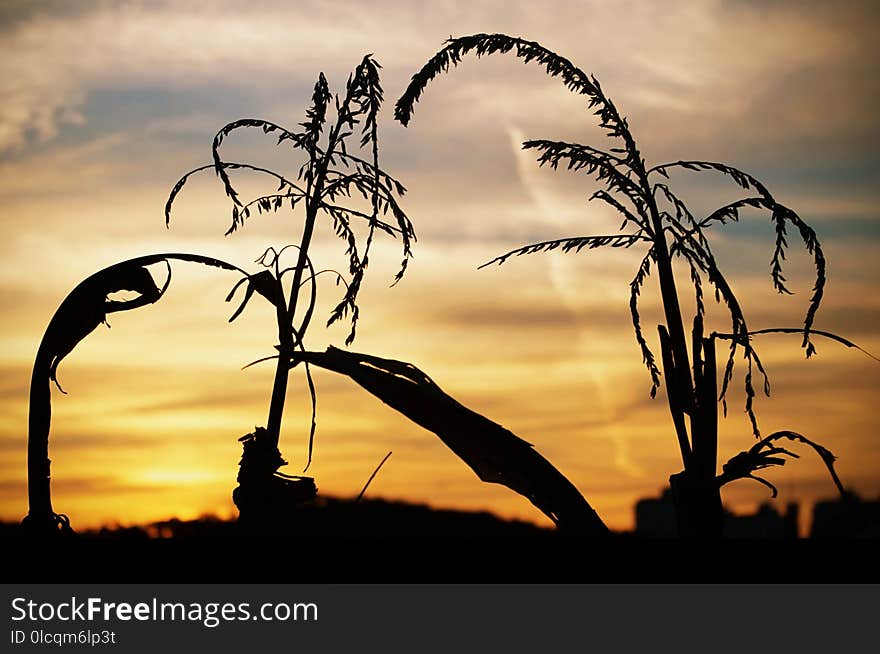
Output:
top-left (713, 328), bottom-right (880, 362)
top-left (356, 451), bottom-right (393, 502)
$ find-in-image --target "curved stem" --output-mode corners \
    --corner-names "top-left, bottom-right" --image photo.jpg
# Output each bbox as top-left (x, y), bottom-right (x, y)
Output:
top-left (26, 344), bottom-right (54, 523)
top-left (25, 253), bottom-right (244, 529)
top-left (264, 84), bottom-right (357, 448)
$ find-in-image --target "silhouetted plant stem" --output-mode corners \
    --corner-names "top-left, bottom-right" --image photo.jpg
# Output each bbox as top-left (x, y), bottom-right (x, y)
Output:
top-left (24, 253), bottom-right (244, 534)
top-left (640, 174), bottom-right (724, 537)
top-left (264, 91), bottom-right (353, 450)
top-left (640, 138), bottom-right (724, 536)
top-left (671, 325), bottom-right (723, 538)
top-left (658, 326), bottom-right (692, 467)
top-left (265, 309), bottom-right (295, 449)
top-left (644, 188), bottom-right (696, 467)
top-left (25, 345), bottom-right (56, 530)
top-left (264, 210), bottom-right (316, 448)
top-left (638, 162), bottom-right (697, 430)
top-left (692, 329), bottom-right (718, 479)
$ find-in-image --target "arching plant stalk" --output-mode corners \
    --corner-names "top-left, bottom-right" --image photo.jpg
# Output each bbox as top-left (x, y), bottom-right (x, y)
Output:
top-left (395, 33), bottom-right (850, 537)
top-left (23, 253), bottom-right (248, 534)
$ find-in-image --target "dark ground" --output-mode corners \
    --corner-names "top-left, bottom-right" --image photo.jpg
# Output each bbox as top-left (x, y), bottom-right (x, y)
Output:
top-left (3, 497), bottom-right (876, 583)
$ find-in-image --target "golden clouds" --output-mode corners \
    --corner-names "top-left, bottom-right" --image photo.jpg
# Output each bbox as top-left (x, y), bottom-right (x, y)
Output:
top-left (1, 1), bottom-right (878, 533)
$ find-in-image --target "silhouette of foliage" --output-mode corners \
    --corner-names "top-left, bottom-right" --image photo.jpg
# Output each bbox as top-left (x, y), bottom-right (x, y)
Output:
top-left (717, 430), bottom-right (844, 498)
top-left (25, 53), bottom-right (612, 537)
top-left (25, 254), bottom-right (248, 534)
top-left (396, 33), bottom-right (856, 534)
top-left (168, 55), bottom-right (414, 346)
top-left (290, 346), bottom-right (609, 536)
top-left (165, 55), bottom-right (416, 478)
top-left (27, 39), bottom-right (869, 540)
top-left (396, 34), bottom-right (822, 425)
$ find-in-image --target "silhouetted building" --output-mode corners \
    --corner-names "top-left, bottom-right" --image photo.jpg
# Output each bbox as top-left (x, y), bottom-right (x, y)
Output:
top-left (723, 502), bottom-right (798, 539)
top-left (635, 489), bottom-right (678, 538)
top-left (810, 493), bottom-right (880, 539)
top-left (634, 489), bottom-right (798, 538)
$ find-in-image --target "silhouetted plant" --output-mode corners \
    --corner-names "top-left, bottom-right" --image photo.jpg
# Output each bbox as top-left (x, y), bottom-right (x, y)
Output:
top-left (24, 253), bottom-right (245, 534)
top-left (395, 33), bottom-right (865, 537)
top-left (165, 55), bottom-right (415, 504)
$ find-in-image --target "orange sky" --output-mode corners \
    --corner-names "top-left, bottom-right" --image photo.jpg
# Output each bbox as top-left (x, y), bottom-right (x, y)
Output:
top-left (1, 0), bottom-right (878, 533)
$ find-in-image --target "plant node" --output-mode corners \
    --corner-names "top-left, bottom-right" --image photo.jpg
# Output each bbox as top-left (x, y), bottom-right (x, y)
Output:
top-left (232, 426), bottom-right (317, 527)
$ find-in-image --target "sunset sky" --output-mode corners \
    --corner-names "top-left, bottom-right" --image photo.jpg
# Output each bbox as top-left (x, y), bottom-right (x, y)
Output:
top-left (1, 0), bottom-right (878, 534)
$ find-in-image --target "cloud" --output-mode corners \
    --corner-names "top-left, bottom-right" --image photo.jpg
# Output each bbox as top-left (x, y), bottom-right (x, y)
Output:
top-left (0, 474), bottom-right (160, 497)
top-left (2, 0), bottom-right (876, 160)
top-left (0, 0), bottom-right (415, 152)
